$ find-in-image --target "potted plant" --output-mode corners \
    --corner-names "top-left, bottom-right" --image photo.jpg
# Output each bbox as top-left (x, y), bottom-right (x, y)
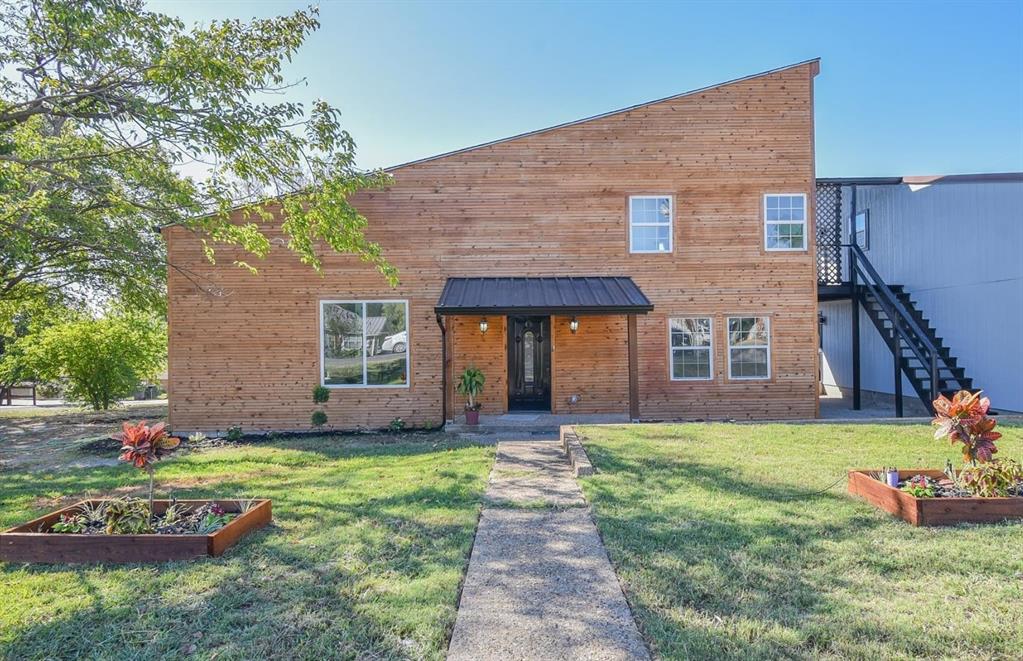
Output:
top-left (457, 366), bottom-right (485, 425)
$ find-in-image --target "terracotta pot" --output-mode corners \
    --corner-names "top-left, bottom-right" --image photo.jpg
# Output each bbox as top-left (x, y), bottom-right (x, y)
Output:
top-left (465, 409), bottom-right (480, 425)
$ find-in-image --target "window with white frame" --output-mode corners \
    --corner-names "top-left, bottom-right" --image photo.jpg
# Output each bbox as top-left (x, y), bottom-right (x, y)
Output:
top-left (629, 195), bottom-right (673, 253)
top-left (764, 194), bottom-right (807, 251)
top-left (854, 209), bottom-right (869, 250)
top-left (670, 317), bottom-right (713, 380)
top-left (321, 300), bottom-right (409, 387)
top-left (727, 316), bottom-right (770, 379)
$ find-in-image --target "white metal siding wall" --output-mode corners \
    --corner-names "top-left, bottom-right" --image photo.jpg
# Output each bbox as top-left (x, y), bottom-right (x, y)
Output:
top-left (820, 181), bottom-right (1023, 412)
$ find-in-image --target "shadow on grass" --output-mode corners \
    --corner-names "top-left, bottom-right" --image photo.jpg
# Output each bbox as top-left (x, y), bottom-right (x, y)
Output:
top-left (0, 438), bottom-right (493, 660)
top-left (579, 437), bottom-right (1022, 660)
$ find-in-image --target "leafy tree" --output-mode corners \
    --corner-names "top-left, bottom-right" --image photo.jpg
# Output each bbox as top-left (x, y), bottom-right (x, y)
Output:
top-left (21, 312), bottom-right (166, 409)
top-left (0, 0), bottom-right (397, 313)
top-left (0, 291), bottom-right (65, 391)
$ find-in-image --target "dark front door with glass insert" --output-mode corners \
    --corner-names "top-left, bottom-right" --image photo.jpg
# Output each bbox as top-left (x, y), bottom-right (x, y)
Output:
top-left (507, 316), bottom-right (551, 411)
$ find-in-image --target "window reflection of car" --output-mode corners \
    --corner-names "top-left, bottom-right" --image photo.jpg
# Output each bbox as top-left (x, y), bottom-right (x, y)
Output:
top-left (381, 331), bottom-right (407, 354)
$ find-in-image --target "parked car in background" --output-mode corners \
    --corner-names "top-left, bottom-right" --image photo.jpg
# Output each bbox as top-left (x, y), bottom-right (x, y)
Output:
top-left (381, 331), bottom-right (407, 354)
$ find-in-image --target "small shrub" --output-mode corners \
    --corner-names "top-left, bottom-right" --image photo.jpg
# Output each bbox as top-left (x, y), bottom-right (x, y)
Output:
top-left (959, 459), bottom-right (1023, 497)
top-left (311, 410), bottom-right (328, 427)
top-left (225, 426), bottom-right (243, 442)
top-left (104, 497), bottom-right (153, 534)
top-left (312, 385), bottom-right (330, 404)
top-left (187, 431), bottom-right (207, 444)
top-left (900, 475), bottom-right (936, 498)
top-left (18, 313), bottom-right (166, 410)
top-left (389, 417), bottom-right (406, 432)
top-left (51, 513), bottom-right (88, 534)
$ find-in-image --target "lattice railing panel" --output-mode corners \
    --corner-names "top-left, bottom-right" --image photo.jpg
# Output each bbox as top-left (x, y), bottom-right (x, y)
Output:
top-left (815, 182), bottom-right (843, 285)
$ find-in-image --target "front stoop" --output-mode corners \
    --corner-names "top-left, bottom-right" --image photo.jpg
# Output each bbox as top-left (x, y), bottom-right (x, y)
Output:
top-left (560, 426), bottom-right (594, 477)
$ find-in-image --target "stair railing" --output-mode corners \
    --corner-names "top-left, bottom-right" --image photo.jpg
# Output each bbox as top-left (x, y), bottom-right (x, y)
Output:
top-left (843, 243), bottom-right (940, 405)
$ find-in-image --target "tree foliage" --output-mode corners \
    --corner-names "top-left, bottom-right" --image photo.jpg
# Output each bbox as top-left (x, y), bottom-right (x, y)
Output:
top-left (0, 0), bottom-right (396, 312)
top-left (19, 312), bottom-right (166, 409)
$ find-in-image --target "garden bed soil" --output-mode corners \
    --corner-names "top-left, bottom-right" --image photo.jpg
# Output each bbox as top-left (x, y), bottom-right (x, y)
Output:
top-left (848, 470), bottom-right (1023, 526)
top-left (0, 499), bottom-right (271, 564)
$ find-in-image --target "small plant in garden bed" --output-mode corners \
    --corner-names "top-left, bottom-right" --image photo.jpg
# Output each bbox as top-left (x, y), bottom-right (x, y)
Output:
top-left (42, 497), bottom-right (244, 536)
top-left (849, 390), bottom-right (1023, 526)
top-left (114, 420), bottom-right (180, 517)
top-left (930, 390), bottom-right (1021, 497)
top-left (901, 474), bottom-right (936, 498)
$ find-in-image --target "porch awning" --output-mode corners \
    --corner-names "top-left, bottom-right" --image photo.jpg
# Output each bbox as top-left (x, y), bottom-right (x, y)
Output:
top-left (434, 277), bottom-right (653, 315)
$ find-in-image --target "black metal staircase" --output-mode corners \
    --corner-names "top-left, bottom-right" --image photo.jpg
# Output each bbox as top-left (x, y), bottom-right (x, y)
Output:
top-left (846, 243), bottom-right (973, 415)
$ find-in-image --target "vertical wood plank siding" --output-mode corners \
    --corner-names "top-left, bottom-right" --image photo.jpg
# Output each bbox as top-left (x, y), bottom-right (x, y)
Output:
top-left (165, 63), bottom-right (819, 431)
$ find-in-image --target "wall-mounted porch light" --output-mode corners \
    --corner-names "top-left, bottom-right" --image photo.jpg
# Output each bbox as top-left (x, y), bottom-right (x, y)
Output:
top-left (569, 317), bottom-right (579, 334)
top-left (479, 317), bottom-right (489, 334)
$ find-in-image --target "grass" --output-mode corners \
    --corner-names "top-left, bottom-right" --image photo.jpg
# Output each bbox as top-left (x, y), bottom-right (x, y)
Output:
top-left (576, 422), bottom-right (1023, 660)
top-left (0, 435), bottom-right (494, 660)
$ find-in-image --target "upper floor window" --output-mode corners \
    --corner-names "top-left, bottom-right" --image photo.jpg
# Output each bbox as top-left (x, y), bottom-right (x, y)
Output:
top-left (629, 195), bottom-right (673, 253)
top-left (727, 316), bottom-right (770, 379)
top-left (321, 300), bottom-right (409, 387)
top-left (670, 317), bottom-right (713, 380)
top-left (764, 194), bottom-right (807, 251)
top-left (854, 209), bottom-right (869, 250)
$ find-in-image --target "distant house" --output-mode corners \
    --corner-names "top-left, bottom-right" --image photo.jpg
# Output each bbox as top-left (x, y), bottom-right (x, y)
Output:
top-left (164, 59), bottom-right (824, 431)
top-left (816, 173), bottom-right (1023, 414)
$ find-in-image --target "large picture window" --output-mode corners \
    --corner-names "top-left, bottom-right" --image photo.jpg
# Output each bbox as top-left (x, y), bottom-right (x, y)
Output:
top-left (321, 300), bottom-right (409, 387)
top-left (727, 316), bottom-right (770, 379)
top-left (629, 195), bottom-right (673, 253)
top-left (764, 193), bottom-right (807, 251)
top-left (669, 317), bottom-right (713, 380)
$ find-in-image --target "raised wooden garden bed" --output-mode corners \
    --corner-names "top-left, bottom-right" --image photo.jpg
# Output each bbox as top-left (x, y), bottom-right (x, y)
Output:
top-left (0, 499), bottom-right (271, 564)
top-left (848, 470), bottom-right (1023, 526)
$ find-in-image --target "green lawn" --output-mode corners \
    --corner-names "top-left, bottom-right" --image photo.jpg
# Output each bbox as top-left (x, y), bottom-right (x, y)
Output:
top-left (577, 422), bottom-right (1023, 660)
top-left (1, 436), bottom-right (493, 660)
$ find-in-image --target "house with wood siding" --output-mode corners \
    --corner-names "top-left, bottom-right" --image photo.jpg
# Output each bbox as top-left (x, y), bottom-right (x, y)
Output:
top-left (163, 59), bottom-right (823, 432)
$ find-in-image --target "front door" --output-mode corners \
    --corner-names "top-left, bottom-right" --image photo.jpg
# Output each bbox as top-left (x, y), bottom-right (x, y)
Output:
top-left (507, 316), bottom-right (551, 411)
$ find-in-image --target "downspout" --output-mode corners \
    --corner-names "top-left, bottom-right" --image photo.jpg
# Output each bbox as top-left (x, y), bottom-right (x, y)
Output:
top-left (436, 314), bottom-right (447, 425)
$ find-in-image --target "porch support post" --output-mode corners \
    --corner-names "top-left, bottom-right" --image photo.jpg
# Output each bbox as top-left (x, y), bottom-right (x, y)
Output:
top-left (627, 314), bottom-right (639, 421)
top-left (436, 314), bottom-right (450, 424)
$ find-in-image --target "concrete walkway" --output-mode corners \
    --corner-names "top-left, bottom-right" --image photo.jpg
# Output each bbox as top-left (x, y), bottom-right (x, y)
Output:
top-left (448, 440), bottom-right (649, 661)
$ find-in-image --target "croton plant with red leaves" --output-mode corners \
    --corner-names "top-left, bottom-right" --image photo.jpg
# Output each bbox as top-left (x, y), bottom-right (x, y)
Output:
top-left (112, 420), bottom-right (180, 518)
top-left (114, 420), bottom-right (180, 468)
top-left (932, 390), bottom-right (1001, 465)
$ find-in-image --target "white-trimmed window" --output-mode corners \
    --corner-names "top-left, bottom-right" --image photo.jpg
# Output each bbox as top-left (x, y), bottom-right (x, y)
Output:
top-left (669, 317), bottom-right (713, 380)
top-left (727, 316), bottom-right (770, 379)
top-left (629, 195), bottom-right (673, 253)
top-left (320, 300), bottom-right (409, 387)
top-left (764, 193), bottom-right (807, 251)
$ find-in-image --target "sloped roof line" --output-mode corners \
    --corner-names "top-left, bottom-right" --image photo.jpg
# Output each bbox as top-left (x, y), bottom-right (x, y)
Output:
top-left (385, 58), bottom-right (821, 173)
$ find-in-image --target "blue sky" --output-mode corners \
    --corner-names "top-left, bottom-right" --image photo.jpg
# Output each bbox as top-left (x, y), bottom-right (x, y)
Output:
top-left (153, 1), bottom-right (1023, 176)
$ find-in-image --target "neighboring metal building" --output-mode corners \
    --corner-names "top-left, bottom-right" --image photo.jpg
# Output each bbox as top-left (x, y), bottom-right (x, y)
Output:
top-left (816, 173), bottom-right (1023, 414)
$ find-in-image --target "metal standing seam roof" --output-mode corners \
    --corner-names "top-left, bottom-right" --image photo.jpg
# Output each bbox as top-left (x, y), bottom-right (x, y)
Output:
top-left (434, 277), bottom-right (654, 315)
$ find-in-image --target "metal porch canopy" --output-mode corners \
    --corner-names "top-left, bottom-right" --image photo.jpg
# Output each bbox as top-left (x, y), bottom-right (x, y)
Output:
top-left (434, 277), bottom-right (654, 315)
